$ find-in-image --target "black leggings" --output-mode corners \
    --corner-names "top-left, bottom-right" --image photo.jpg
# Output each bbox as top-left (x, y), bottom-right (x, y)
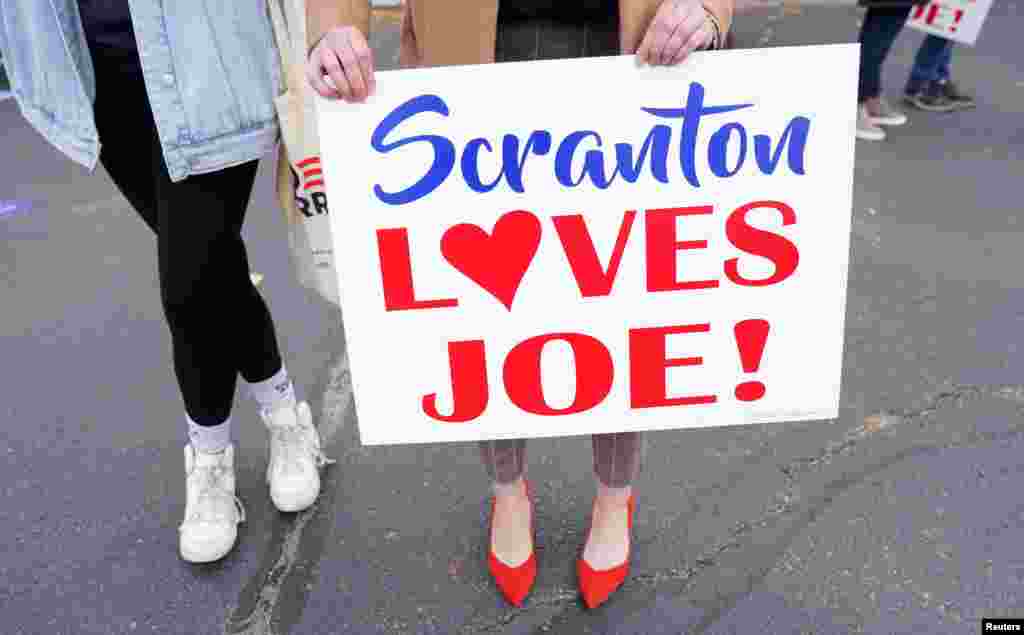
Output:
top-left (89, 44), bottom-right (283, 426)
top-left (857, 5), bottom-right (914, 103)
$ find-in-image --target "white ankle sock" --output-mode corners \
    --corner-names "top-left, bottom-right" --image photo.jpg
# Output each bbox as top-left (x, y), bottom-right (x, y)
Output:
top-left (249, 366), bottom-right (298, 416)
top-left (187, 415), bottom-right (232, 453)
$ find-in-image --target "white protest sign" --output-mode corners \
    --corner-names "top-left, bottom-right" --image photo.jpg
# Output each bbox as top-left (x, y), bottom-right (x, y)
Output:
top-left (317, 44), bottom-right (858, 446)
top-left (906, 0), bottom-right (994, 46)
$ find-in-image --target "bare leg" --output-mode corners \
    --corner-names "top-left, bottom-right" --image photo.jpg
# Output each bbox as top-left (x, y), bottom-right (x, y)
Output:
top-left (583, 433), bottom-right (643, 568)
top-left (480, 440), bottom-right (532, 566)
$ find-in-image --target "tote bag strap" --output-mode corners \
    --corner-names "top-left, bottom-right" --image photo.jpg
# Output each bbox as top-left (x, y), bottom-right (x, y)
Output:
top-left (284, 0), bottom-right (310, 58)
top-left (268, 0), bottom-right (305, 94)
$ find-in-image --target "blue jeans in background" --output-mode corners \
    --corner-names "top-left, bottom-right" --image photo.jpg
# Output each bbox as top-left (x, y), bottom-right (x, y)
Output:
top-left (905, 34), bottom-right (955, 94)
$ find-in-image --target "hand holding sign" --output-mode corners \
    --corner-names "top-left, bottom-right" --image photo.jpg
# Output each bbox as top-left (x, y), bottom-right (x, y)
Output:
top-left (307, 25), bottom-right (376, 101)
top-left (637, 0), bottom-right (716, 65)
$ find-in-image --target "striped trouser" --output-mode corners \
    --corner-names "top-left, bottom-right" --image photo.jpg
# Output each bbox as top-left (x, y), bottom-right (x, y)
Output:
top-left (478, 12), bottom-right (643, 489)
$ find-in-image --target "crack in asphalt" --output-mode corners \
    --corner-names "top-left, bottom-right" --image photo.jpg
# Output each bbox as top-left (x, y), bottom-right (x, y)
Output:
top-left (495, 383), bottom-right (1024, 635)
top-left (685, 420), bottom-right (1024, 635)
top-left (225, 321), bottom-right (1024, 635)
top-left (225, 502), bottom-right (324, 635)
top-left (780, 383), bottom-right (1024, 481)
top-left (224, 343), bottom-right (353, 635)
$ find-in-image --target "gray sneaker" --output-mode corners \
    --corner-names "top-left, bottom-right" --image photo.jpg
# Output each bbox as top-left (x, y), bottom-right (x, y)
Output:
top-left (856, 104), bottom-right (885, 141)
top-left (867, 97), bottom-right (908, 126)
top-left (903, 82), bottom-right (956, 112)
top-left (936, 79), bottom-right (976, 109)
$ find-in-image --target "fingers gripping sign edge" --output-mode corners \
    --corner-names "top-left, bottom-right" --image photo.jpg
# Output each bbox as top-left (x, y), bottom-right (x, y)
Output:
top-left (672, 9), bottom-right (712, 65)
top-left (306, 27), bottom-right (375, 103)
top-left (306, 53), bottom-right (337, 99)
top-left (320, 45), bottom-right (352, 102)
top-left (341, 37), bottom-right (369, 102)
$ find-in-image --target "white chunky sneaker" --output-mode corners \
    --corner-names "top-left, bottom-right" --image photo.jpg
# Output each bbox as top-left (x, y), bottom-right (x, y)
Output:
top-left (179, 444), bottom-right (246, 563)
top-left (856, 104), bottom-right (886, 141)
top-left (263, 401), bottom-right (335, 513)
top-left (868, 97), bottom-right (908, 126)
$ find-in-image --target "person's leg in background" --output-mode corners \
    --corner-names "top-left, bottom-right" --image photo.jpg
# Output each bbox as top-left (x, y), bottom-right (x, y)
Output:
top-left (857, 5), bottom-right (913, 140)
top-left (934, 37), bottom-right (954, 83)
top-left (934, 40), bottom-right (977, 109)
top-left (903, 34), bottom-right (957, 111)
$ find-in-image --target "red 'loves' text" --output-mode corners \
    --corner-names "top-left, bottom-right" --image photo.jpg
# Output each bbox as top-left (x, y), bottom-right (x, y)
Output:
top-left (377, 201), bottom-right (798, 311)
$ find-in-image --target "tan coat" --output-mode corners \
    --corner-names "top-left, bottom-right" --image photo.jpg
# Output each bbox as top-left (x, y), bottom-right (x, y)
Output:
top-left (398, 0), bottom-right (735, 68)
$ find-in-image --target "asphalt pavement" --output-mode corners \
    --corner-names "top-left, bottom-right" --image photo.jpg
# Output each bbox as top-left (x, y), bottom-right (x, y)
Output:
top-left (2, 4), bottom-right (1023, 634)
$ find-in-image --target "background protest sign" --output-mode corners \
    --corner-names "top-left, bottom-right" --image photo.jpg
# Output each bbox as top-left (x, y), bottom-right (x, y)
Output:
top-left (905, 0), bottom-right (994, 46)
top-left (317, 44), bottom-right (858, 446)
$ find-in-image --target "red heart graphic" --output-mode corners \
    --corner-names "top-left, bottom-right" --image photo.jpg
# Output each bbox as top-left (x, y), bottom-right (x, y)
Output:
top-left (441, 211), bottom-right (542, 311)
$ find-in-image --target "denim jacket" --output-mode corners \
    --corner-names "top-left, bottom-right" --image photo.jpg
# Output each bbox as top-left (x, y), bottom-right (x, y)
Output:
top-left (0, 0), bottom-right (282, 182)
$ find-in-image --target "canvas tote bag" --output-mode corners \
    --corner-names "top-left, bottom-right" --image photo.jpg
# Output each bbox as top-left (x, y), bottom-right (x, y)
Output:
top-left (269, 0), bottom-right (340, 306)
